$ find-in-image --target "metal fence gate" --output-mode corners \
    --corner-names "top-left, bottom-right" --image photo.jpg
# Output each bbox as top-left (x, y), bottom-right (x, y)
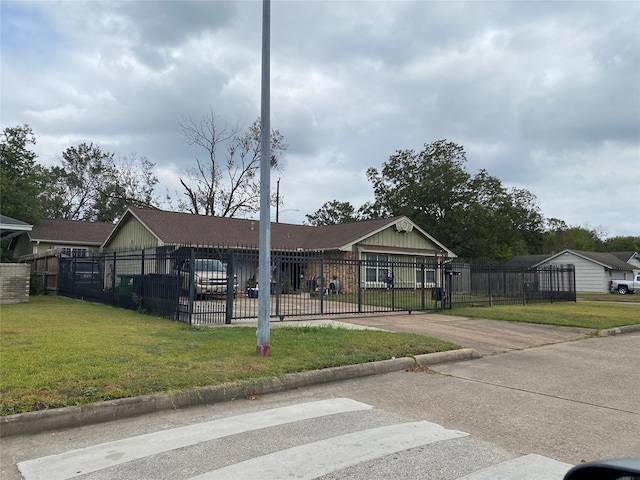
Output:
top-left (57, 247), bottom-right (576, 325)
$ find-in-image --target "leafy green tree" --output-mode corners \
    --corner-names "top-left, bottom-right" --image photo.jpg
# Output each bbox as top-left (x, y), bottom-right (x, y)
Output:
top-left (505, 187), bottom-right (545, 255)
top-left (0, 124), bottom-right (46, 223)
top-left (365, 140), bottom-right (544, 259)
top-left (541, 219), bottom-right (605, 252)
top-left (367, 141), bottom-right (470, 234)
top-left (42, 143), bottom-right (116, 221)
top-left (178, 109), bottom-right (286, 217)
top-left (42, 144), bottom-right (159, 222)
top-left (603, 236), bottom-right (640, 252)
top-left (305, 200), bottom-right (361, 226)
top-left (93, 155), bottom-right (159, 222)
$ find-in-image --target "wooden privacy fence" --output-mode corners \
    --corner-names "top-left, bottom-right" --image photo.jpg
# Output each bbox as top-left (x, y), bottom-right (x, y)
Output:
top-left (21, 251), bottom-right (60, 295)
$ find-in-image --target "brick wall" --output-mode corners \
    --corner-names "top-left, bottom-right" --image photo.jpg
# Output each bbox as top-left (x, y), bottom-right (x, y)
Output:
top-left (0, 263), bottom-right (30, 304)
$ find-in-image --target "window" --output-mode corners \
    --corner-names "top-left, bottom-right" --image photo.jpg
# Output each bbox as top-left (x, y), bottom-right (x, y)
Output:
top-left (365, 254), bottom-right (388, 283)
top-left (60, 247), bottom-right (88, 257)
top-left (416, 258), bottom-right (436, 286)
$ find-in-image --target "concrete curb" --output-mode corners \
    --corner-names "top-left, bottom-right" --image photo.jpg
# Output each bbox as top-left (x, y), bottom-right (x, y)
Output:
top-left (0, 348), bottom-right (480, 439)
top-left (598, 324), bottom-right (640, 336)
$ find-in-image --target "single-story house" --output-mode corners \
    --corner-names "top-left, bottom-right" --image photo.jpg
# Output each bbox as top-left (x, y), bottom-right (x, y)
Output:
top-left (102, 207), bottom-right (456, 293)
top-left (505, 249), bottom-right (638, 293)
top-left (0, 215), bottom-right (34, 303)
top-left (10, 218), bottom-right (114, 260)
top-left (1, 215), bottom-right (33, 241)
top-left (610, 251), bottom-right (640, 273)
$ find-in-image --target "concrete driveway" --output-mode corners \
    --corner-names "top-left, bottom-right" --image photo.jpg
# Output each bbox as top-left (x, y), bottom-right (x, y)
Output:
top-left (280, 312), bottom-right (597, 356)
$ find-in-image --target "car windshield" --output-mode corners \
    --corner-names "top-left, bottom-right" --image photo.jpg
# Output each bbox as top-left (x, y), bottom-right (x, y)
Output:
top-left (75, 262), bottom-right (99, 272)
top-left (194, 259), bottom-right (226, 272)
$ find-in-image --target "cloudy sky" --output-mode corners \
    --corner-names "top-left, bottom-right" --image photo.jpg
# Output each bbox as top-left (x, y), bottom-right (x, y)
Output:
top-left (1, 1), bottom-right (639, 237)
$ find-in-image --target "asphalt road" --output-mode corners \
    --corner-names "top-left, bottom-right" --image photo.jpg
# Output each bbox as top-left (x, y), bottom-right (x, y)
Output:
top-left (2, 322), bottom-right (638, 479)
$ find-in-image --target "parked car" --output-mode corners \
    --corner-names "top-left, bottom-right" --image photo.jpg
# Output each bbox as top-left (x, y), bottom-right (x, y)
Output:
top-left (564, 457), bottom-right (640, 479)
top-left (179, 258), bottom-right (238, 299)
top-left (59, 258), bottom-right (103, 285)
top-left (609, 275), bottom-right (640, 294)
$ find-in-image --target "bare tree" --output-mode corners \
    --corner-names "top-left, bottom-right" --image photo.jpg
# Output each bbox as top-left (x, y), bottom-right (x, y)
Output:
top-left (178, 108), bottom-right (286, 217)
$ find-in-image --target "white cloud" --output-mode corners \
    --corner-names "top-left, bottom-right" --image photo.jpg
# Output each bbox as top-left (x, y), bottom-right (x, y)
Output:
top-left (1, 0), bottom-right (638, 237)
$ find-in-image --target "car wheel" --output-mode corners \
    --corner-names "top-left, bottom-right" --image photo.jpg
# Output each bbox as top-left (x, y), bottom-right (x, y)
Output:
top-left (618, 285), bottom-right (628, 295)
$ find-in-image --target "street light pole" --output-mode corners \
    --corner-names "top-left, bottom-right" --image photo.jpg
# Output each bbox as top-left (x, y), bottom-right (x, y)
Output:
top-left (256, 0), bottom-right (271, 357)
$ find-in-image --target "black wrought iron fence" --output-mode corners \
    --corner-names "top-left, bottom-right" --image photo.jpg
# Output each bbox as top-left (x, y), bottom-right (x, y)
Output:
top-left (58, 247), bottom-right (576, 324)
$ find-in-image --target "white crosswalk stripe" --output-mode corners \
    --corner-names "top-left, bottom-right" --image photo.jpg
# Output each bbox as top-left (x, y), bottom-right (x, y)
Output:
top-left (16, 398), bottom-right (574, 480)
top-left (189, 421), bottom-right (468, 480)
top-left (17, 398), bottom-right (372, 480)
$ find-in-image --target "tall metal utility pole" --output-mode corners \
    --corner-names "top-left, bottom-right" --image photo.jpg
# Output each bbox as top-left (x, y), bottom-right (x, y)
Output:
top-left (256, 0), bottom-right (271, 357)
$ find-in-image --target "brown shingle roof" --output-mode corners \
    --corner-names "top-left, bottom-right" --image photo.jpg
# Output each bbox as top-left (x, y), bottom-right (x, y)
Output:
top-left (29, 218), bottom-right (114, 245)
top-left (126, 207), bottom-right (406, 251)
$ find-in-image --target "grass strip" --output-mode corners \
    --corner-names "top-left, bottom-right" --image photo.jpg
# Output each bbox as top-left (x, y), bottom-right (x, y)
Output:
top-left (0, 296), bottom-right (458, 415)
top-left (445, 301), bottom-right (639, 329)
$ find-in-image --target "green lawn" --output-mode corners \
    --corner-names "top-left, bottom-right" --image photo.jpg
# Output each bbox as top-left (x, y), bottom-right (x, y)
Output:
top-left (0, 296), bottom-right (458, 416)
top-left (445, 301), bottom-right (640, 329)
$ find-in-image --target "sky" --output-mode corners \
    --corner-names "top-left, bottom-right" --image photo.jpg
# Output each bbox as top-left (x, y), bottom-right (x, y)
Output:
top-left (1, 0), bottom-right (639, 238)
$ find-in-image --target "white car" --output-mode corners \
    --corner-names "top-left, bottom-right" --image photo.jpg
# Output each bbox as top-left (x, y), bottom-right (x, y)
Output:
top-left (182, 258), bottom-right (237, 299)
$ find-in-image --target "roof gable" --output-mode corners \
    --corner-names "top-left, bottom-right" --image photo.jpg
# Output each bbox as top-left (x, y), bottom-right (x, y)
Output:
top-left (535, 249), bottom-right (636, 271)
top-left (610, 251), bottom-right (639, 263)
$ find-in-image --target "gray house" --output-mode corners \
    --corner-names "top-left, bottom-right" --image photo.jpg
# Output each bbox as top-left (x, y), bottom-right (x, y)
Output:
top-left (11, 218), bottom-right (114, 260)
top-left (506, 249), bottom-right (638, 293)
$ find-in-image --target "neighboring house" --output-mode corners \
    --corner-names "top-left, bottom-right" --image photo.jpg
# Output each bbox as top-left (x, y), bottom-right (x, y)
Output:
top-left (102, 207), bottom-right (456, 293)
top-left (1, 215), bottom-right (33, 241)
top-left (611, 251), bottom-right (640, 274)
top-left (10, 218), bottom-right (114, 260)
top-left (505, 249), bottom-right (638, 293)
top-left (0, 215), bottom-right (33, 303)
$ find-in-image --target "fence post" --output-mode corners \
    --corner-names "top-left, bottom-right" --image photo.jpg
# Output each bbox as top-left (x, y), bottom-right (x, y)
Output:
top-left (112, 251), bottom-right (117, 300)
top-left (420, 263), bottom-right (425, 311)
top-left (488, 268), bottom-right (493, 307)
top-left (446, 266), bottom-right (452, 310)
top-left (187, 247), bottom-right (195, 325)
top-left (439, 257), bottom-right (445, 312)
top-left (522, 268), bottom-right (526, 305)
top-left (357, 259), bottom-right (362, 313)
top-left (319, 258), bottom-right (324, 314)
top-left (225, 249), bottom-right (234, 324)
top-left (390, 263), bottom-right (395, 311)
top-left (275, 255), bottom-right (282, 319)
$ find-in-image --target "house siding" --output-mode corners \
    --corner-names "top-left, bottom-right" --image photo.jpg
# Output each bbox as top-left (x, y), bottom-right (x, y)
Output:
top-left (11, 235), bottom-right (32, 258)
top-left (362, 227), bottom-right (441, 251)
top-left (543, 253), bottom-right (607, 293)
top-left (351, 226), bottom-right (442, 290)
top-left (106, 217), bottom-right (159, 250)
top-left (627, 255), bottom-right (640, 273)
top-left (13, 235), bottom-right (103, 260)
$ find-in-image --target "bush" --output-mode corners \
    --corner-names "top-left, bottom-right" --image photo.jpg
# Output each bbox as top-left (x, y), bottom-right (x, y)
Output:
top-left (29, 269), bottom-right (43, 295)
